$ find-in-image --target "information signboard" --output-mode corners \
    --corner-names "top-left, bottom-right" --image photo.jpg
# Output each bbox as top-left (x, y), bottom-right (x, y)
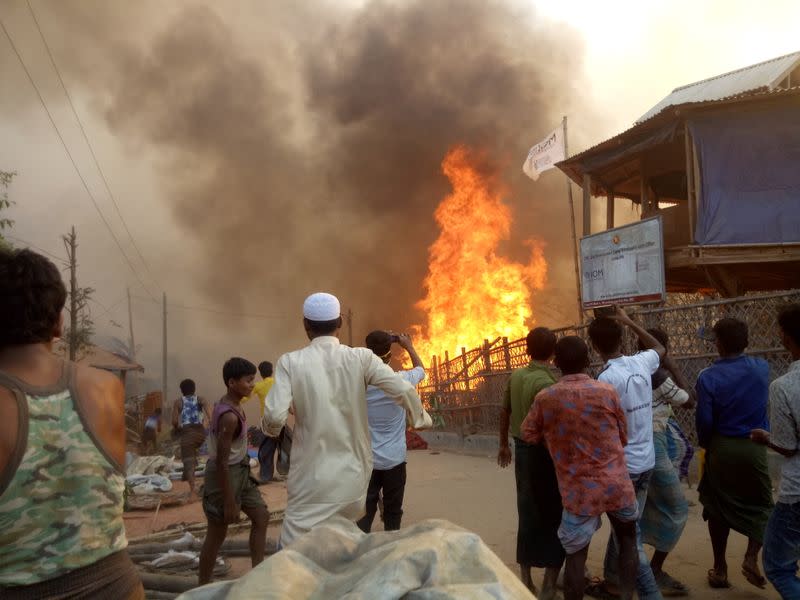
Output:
top-left (580, 216), bottom-right (666, 309)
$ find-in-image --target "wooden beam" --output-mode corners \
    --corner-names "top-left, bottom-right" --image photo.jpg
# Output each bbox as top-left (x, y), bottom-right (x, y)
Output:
top-left (606, 190), bottom-right (615, 230)
top-left (639, 158), bottom-right (649, 216)
top-left (582, 173), bottom-right (592, 236)
top-left (692, 135), bottom-right (702, 238)
top-left (684, 123), bottom-right (696, 243)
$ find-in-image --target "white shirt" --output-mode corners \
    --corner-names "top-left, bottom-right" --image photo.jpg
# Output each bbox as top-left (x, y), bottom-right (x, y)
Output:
top-left (262, 336), bottom-right (432, 546)
top-left (652, 376), bottom-right (690, 433)
top-left (598, 350), bottom-right (660, 474)
top-left (367, 366), bottom-right (426, 471)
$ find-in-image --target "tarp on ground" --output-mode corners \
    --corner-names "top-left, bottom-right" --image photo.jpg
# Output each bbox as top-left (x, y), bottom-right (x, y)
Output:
top-left (689, 102), bottom-right (800, 244)
top-left (176, 517), bottom-right (535, 600)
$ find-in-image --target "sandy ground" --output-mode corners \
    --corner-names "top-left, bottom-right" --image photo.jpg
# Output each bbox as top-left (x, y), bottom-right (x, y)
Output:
top-left (126, 450), bottom-right (782, 598)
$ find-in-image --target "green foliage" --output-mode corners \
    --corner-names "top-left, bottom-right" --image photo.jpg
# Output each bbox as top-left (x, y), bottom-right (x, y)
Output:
top-left (64, 286), bottom-right (96, 360)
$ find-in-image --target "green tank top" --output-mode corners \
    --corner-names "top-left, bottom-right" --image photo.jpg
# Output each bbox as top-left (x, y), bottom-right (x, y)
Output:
top-left (0, 363), bottom-right (128, 586)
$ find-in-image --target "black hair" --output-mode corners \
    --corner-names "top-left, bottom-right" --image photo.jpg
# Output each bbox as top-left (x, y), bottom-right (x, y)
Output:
top-left (0, 248), bottom-right (67, 348)
top-left (554, 336), bottom-right (590, 375)
top-left (154, 407), bottom-right (162, 415)
top-left (222, 357), bottom-right (257, 386)
top-left (305, 317), bottom-right (342, 336)
top-left (639, 327), bottom-right (669, 352)
top-left (778, 304), bottom-right (800, 347)
top-left (258, 361), bottom-right (273, 378)
top-left (526, 327), bottom-right (556, 361)
top-left (365, 330), bottom-right (393, 358)
top-left (179, 378), bottom-right (196, 396)
top-left (588, 317), bottom-right (623, 355)
top-left (713, 317), bottom-right (749, 355)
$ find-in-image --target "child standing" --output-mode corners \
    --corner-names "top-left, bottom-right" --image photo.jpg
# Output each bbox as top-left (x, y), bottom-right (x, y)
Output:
top-left (140, 407), bottom-right (162, 455)
top-left (198, 358), bottom-right (269, 584)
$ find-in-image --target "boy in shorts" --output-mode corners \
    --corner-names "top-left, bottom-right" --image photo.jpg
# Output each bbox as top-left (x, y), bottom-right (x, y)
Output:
top-left (522, 336), bottom-right (638, 600)
top-left (198, 357), bottom-right (269, 584)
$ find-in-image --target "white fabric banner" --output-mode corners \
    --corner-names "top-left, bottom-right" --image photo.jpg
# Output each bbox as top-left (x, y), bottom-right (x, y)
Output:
top-left (522, 123), bottom-right (566, 181)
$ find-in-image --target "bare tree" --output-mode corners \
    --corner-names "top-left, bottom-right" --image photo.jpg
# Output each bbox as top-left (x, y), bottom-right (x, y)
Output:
top-left (63, 226), bottom-right (95, 360)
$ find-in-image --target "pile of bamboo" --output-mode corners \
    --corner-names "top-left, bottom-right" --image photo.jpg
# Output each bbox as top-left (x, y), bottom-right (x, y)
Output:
top-left (131, 510), bottom-right (283, 598)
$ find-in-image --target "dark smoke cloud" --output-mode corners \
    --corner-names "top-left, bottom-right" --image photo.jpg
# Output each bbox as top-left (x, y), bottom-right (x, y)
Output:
top-left (14, 0), bottom-right (588, 357)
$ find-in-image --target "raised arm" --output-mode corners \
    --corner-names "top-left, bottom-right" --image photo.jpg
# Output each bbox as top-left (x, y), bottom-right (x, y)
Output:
top-left (262, 356), bottom-right (292, 437)
top-left (397, 333), bottom-right (424, 370)
top-left (365, 352), bottom-right (431, 429)
top-left (612, 305), bottom-right (665, 360)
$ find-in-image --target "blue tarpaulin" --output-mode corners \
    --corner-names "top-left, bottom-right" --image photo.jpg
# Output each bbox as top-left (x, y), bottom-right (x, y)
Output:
top-left (689, 103), bottom-right (800, 245)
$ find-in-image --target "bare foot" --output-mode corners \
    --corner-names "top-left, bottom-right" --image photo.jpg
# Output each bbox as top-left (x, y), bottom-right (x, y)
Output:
top-left (741, 558), bottom-right (766, 589)
top-left (520, 568), bottom-right (537, 594)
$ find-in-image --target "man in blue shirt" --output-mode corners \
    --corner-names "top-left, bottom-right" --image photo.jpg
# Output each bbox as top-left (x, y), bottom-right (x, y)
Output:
top-left (695, 317), bottom-right (772, 590)
top-left (357, 331), bottom-right (425, 533)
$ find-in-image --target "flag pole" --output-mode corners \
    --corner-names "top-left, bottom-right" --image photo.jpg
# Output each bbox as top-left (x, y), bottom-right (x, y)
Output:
top-left (563, 116), bottom-right (584, 324)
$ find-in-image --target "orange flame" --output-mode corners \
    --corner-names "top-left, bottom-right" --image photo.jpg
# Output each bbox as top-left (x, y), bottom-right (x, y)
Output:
top-left (412, 145), bottom-right (547, 363)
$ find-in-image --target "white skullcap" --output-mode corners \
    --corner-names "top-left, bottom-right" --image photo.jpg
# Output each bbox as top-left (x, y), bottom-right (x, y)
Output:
top-left (303, 292), bottom-right (341, 321)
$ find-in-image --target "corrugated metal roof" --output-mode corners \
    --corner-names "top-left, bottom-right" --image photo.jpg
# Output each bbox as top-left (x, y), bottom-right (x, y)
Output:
top-left (636, 51), bottom-right (800, 123)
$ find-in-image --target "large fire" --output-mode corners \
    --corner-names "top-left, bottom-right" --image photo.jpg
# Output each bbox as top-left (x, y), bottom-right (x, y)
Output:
top-left (412, 145), bottom-right (548, 363)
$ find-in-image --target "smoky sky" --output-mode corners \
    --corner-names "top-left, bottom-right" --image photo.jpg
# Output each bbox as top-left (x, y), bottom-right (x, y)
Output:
top-left (11, 0), bottom-right (587, 348)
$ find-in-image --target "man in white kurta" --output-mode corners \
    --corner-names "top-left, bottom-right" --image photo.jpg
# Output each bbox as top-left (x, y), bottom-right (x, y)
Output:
top-left (263, 292), bottom-right (432, 546)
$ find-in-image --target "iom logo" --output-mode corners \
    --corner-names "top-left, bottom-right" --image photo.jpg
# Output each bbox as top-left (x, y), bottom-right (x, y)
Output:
top-left (585, 268), bottom-right (604, 280)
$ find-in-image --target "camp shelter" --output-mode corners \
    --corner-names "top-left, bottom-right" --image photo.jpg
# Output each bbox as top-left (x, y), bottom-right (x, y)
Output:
top-left (558, 51), bottom-right (800, 296)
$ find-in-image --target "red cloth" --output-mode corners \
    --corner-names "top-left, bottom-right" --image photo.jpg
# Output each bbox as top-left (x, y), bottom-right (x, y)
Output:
top-left (405, 430), bottom-right (428, 450)
top-left (521, 373), bottom-right (635, 516)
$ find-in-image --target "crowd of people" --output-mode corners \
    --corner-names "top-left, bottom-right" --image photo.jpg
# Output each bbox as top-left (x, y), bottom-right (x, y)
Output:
top-left (1, 246), bottom-right (799, 600)
top-left (500, 304), bottom-right (800, 600)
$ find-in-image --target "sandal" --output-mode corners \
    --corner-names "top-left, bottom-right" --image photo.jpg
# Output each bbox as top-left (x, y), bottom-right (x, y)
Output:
top-left (654, 571), bottom-right (689, 597)
top-left (707, 568), bottom-right (731, 589)
top-left (584, 580), bottom-right (620, 599)
top-left (741, 564), bottom-right (767, 589)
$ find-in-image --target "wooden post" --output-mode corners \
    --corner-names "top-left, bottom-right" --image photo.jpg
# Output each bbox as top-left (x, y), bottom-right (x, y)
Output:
top-left (563, 116), bottom-right (584, 323)
top-left (444, 350), bottom-right (451, 384)
top-left (461, 347), bottom-right (470, 391)
top-left (162, 292), bottom-right (167, 408)
top-left (582, 173), bottom-right (592, 236)
top-left (606, 190), bottom-right (615, 230)
top-left (692, 134), bottom-right (702, 241)
top-left (640, 159), bottom-right (649, 216)
top-left (482, 339), bottom-right (491, 372)
top-left (684, 123), bottom-right (696, 243)
top-left (502, 337), bottom-right (511, 370)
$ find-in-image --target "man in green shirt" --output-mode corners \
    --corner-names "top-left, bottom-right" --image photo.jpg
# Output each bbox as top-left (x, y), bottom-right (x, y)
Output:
top-left (498, 327), bottom-right (564, 598)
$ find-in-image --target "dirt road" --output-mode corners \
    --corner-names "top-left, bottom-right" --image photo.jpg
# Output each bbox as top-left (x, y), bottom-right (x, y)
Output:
top-left (401, 450), bottom-right (781, 600)
top-left (126, 449), bottom-right (782, 598)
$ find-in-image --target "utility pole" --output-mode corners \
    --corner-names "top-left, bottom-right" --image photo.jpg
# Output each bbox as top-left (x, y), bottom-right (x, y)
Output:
top-left (345, 308), bottom-right (353, 346)
top-left (162, 292), bottom-right (168, 407)
top-left (64, 226), bottom-right (78, 360)
top-left (127, 287), bottom-right (136, 362)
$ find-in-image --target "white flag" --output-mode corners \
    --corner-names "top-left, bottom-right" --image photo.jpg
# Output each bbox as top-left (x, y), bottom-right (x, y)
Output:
top-left (522, 124), bottom-right (566, 181)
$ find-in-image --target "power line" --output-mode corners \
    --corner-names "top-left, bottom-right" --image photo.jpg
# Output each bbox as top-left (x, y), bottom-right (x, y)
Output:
top-left (4, 234), bottom-right (66, 263)
top-left (131, 295), bottom-right (286, 320)
top-left (26, 0), bottom-right (161, 292)
top-left (0, 19), bottom-right (158, 302)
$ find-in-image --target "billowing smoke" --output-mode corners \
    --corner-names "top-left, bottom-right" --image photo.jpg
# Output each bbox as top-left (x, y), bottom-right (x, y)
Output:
top-left (5, 0), bottom-right (588, 397)
top-left (68, 0), bottom-right (584, 325)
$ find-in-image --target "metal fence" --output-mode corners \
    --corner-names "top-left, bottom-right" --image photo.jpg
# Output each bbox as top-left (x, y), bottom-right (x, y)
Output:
top-left (419, 290), bottom-right (799, 441)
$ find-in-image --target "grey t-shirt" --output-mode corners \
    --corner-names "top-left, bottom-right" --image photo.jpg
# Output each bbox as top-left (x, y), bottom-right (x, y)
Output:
top-left (769, 361), bottom-right (800, 503)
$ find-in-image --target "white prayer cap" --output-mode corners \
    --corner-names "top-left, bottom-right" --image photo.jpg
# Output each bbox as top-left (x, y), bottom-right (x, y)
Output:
top-left (303, 292), bottom-right (341, 321)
